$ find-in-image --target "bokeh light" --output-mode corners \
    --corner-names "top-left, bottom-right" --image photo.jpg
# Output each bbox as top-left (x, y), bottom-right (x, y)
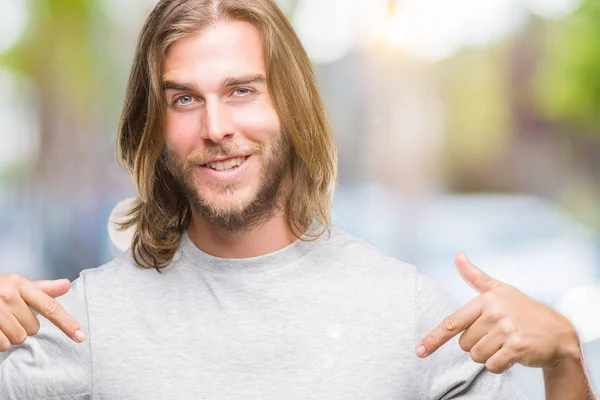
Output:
top-left (0, 0), bottom-right (28, 53)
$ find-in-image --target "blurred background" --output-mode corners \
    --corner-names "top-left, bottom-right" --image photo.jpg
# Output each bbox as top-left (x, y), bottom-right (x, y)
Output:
top-left (0, 0), bottom-right (599, 397)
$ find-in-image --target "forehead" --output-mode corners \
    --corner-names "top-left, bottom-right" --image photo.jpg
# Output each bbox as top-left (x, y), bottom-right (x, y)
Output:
top-left (162, 20), bottom-right (266, 84)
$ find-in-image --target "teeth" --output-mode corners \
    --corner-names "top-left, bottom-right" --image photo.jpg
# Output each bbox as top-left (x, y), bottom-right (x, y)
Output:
top-left (206, 156), bottom-right (245, 171)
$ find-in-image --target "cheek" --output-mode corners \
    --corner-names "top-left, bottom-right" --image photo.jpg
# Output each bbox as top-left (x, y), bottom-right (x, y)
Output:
top-left (164, 111), bottom-right (200, 156)
top-left (234, 106), bottom-right (281, 142)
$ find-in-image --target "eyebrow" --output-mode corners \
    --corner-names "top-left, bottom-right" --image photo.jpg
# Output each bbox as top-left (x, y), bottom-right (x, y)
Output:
top-left (222, 74), bottom-right (266, 87)
top-left (163, 80), bottom-right (199, 92)
top-left (163, 74), bottom-right (266, 92)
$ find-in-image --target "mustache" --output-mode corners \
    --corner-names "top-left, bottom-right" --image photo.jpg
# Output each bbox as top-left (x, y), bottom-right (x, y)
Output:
top-left (184, 143), bottom-right (262, 166)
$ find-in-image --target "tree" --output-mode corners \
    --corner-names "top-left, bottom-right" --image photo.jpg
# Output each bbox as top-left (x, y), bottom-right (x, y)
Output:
top-left (535, 0), bottom-right (600, 135)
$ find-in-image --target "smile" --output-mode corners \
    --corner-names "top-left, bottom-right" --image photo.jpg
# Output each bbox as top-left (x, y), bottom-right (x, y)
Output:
top-left (202, 155), bottom-right (249, 171)
top-left (199, 155), bottom-right (251, 181)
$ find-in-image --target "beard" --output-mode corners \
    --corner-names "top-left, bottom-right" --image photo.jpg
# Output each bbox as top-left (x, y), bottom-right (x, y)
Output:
top-left (163, 130), bottom-right (292, 233)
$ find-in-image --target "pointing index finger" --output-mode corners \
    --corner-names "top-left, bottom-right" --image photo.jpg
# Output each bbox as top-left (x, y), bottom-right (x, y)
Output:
top-left (19, 281), bottom-right (86, 343)
top-left (417, 297), bottom-right (482, 358)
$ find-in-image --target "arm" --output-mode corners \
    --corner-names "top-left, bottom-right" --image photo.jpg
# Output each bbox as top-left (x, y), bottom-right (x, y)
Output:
top-left (543, 338), bottom-right (597, 400)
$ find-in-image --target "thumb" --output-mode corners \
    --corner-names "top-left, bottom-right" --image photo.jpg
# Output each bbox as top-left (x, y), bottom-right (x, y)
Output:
top-left (455, 253), bottom-right (502, 293)
top-left (32, 279), bottom-right (71, 298)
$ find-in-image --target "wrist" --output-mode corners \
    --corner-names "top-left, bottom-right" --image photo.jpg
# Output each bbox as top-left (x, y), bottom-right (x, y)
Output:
top-left (544, 329), bottom-right (583, 374)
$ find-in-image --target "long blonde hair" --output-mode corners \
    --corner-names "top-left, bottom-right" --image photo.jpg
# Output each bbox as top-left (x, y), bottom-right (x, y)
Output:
top-left (117, 0), bottom-right (337, 271)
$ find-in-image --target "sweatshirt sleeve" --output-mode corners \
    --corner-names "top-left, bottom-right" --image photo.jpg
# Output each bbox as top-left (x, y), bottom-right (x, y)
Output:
top-left (415, 273), bottom-right (529, 400)
top-left (0, 274), bottom-right (92, 399)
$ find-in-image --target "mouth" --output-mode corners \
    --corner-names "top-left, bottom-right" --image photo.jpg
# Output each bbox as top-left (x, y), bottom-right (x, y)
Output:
top-left (201, 155), bottom-right (250, 172)
top-left (198, 155), bottom-right (252, 181)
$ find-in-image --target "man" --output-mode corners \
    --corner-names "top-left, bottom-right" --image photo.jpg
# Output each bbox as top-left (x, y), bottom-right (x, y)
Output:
top-left (0, 0), bottom-right (596, 398)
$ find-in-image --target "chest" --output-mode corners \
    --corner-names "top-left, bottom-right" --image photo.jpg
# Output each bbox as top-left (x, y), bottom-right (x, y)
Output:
top-left (87, 302), bottom-right (416, 399)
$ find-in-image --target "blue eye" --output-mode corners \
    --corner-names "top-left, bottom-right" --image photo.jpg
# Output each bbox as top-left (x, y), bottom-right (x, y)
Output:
top-left (177, 95), bottom-right (193, 105)
top-left (234, 88), bottom-right (252, 96)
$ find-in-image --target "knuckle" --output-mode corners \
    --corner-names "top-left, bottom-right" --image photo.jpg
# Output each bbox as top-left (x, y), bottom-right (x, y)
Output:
top-left (0, 287), bottom-right (17, 303)
top-left (425, 330), bottom-right (441, 347)
top-left (470, 348), bottom-right (486, 364)
top-left (60, 317), bottom-right (75, 332)
top-left (420, 338), bottom-right (434, 352)
top-left (5, 274), bottom-right (23, 284)
top-left (486, 308), bottom-right (505, 322)
top-left (12, 332), bottom-right (27, 345)
top-left (443, 316), bottom-right (459, 333)
top-left (0, 291), bottom-right (10, 304)
top-left (43, 298), bottom-right (60, 317)
top-left (485, 360), bottom-right (504, 374)
top-left (507, 335), bottom-right (525, 353)
top-left (458, 333), bottom-right (472, 352)
top-left (0, 340), bottom-right (10, 352)
top-left (498, 319), bottom-right (515, 336)
top-left (0, 275), bottom-right (25, 303)
top-left (26, 319), bottom-right (41, 336)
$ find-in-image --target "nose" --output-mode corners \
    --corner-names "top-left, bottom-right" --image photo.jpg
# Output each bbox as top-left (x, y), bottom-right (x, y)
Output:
top-left (201, 98), bottom-right (234, 143)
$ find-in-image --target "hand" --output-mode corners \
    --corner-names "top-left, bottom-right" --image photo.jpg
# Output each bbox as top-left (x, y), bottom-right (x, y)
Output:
top-left (0, 274), bottom-right (86, 352)
top-left (416, 253), bottom-right (580, 374)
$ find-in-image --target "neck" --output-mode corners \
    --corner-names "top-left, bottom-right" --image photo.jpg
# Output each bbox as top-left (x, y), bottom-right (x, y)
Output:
top-left (186, 170), bottom-right (296, 259)
top-left (186, 207), bottom-right (296, 258)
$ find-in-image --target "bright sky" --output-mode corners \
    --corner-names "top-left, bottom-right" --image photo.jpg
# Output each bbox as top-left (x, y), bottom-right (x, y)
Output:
top-left (293, 0), bottom-right (581, 63)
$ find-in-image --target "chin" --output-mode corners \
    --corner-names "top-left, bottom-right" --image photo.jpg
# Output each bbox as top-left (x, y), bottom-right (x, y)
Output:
top-left (202, 191), bottom-right (254, 214)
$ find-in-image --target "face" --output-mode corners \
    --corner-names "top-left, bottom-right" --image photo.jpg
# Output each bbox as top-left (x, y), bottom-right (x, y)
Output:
top-left (162, 20), bottom-right (291, 232)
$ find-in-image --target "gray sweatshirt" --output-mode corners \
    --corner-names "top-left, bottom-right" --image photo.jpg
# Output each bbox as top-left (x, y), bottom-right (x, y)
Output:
top-left (0, 226), bottom-right (528, 399)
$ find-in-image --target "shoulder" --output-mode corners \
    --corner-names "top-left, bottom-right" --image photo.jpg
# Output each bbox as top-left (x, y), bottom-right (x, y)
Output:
top-left (310, 225), bottom-right (419, 292)
top-left (74, 250), bottom-right (185, 300)
top-left (79, 251), bottom-right (154, 281)
top-left (316, 226), bottom-right (461, 315)
top-left (325, 225), bottom-right (415, 268)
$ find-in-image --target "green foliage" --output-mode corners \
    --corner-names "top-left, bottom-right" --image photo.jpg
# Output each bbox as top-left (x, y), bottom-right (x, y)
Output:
top-left (438, 44), bottom-right (513, 165)
top-left (535, 0), bottom-right (600, 134)
top-left (0, 0), bottom-right (101, 104)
